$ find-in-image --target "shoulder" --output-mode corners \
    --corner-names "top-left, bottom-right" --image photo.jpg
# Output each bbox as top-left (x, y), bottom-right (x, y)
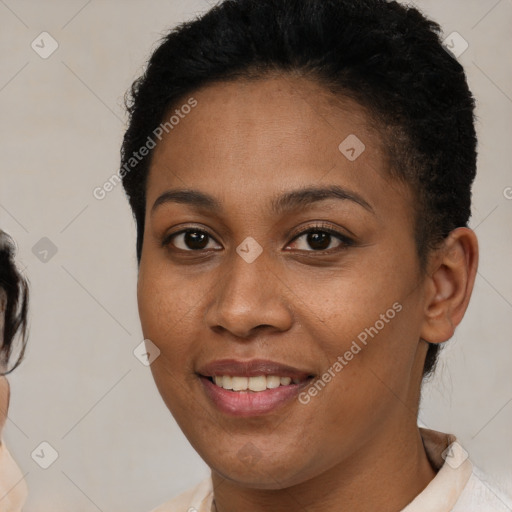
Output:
top-left (452, 466), bottom-right (512, 512)
top-left (403, 428), bottom-right (512, 512)
top-left (148, 478), bottom-right (213, 512)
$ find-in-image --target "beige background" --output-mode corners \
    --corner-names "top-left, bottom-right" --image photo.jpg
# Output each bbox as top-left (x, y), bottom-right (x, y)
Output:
top-left (0, 0), bottom-right (511, 510)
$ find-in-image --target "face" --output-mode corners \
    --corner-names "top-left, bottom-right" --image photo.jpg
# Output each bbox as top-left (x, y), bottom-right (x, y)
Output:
top-left (137, 76), bottom-right (431, 488)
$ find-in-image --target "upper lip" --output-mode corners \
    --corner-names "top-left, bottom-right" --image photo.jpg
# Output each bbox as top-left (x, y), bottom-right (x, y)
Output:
top-left (197, 359), bottom-right (313, 380)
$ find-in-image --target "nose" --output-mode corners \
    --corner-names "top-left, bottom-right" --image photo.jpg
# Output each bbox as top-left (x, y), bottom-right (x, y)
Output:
top-left (204, 248), bottom-right (294, 340)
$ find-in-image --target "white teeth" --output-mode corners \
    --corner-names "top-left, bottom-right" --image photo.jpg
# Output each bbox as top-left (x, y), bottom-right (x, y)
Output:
top-left (222, 375), bottom-right (233, 390)
top-left (266, 375), bottom-right (281, 389)
top-left (248, 375), bottom-right (267, 392)
top-left (232, 376), bottom-right (248, 391)
top-left (211, 375), bottom-right (299, 391)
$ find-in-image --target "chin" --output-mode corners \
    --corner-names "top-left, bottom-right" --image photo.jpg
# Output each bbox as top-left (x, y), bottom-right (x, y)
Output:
top-left (214, 468), bottom-right (302, 490)
top-left (205, 447), bottom-right (316, 490)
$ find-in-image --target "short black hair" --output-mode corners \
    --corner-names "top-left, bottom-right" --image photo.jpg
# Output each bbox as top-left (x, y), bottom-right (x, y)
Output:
top-left (120, 0), bottom-right (477, 376)
top-left (0, 231), bottom-right (29, 375)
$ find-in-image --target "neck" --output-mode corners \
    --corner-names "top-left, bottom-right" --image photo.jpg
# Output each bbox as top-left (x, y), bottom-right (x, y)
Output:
top-left (211, 422), bottom-right (436, 512)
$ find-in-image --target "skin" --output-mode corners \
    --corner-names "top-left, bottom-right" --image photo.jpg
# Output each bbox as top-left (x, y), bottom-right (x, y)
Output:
top-left (137, 75), bottom-right (478, 511)
top-left (0, 377), bottom-right (9, 438)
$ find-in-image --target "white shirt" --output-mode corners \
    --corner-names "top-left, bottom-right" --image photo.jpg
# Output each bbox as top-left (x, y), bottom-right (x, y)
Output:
top-left (149, 428), bottom-right (512, 512)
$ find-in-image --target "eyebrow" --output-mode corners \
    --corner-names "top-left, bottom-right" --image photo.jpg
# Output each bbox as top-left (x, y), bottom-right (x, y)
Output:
top-left (151, 184), bottom-right (374, 216)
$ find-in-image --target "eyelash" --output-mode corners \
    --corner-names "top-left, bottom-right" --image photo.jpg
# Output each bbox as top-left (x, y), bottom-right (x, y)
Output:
top-left (162, 222), bottom-right (354, 254)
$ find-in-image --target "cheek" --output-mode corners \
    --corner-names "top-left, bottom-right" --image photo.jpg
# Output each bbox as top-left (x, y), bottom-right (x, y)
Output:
top-left (136, 262), bottom-right (197, 393)
top-left (283, 256), bottom-right (409, 342)
top-left (137, 267), bottom-right (202, 420)
top-left (137, 257), bottom-right (195, 339)
top-left (287, 252), bottom-right (422, 399)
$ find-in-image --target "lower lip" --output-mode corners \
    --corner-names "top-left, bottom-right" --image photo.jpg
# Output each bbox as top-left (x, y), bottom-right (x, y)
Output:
top-left (200, 376), bottom-right (309, 417)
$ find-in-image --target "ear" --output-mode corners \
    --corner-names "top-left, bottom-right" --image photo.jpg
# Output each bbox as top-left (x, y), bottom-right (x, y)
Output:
top-left (420, 227), bottom-right (479, 344)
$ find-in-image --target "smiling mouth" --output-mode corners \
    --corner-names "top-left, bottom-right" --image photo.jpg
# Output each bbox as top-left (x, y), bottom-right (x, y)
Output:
top-left (200, 374), bottom-right (314, 416)
top-left (197, 358), bottom-right (316, 415)
top-left (206, 374), bottom-right (309, 392)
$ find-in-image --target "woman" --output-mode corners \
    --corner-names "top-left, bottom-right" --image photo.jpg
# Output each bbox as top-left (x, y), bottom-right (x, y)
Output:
top-left (120, 0), bottom-right (511, 510)
top-left (0, 230), bottom-right (28, 511)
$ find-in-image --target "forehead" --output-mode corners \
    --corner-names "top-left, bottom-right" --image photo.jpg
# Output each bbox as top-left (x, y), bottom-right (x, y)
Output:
top-left (146, 75), bottom-right (410, 219)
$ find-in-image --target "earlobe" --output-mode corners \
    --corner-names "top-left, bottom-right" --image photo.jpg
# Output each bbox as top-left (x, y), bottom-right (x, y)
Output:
top-left (420, 227), bottom-right (479, 344)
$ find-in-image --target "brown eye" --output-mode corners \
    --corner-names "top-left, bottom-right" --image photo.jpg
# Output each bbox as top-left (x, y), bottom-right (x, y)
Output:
top-left (165, 229), bottom-right (220, 251)
top-left (305, 232), bottom-right (332, 250)
top-left (287, 225), bottom-right (354, 252)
